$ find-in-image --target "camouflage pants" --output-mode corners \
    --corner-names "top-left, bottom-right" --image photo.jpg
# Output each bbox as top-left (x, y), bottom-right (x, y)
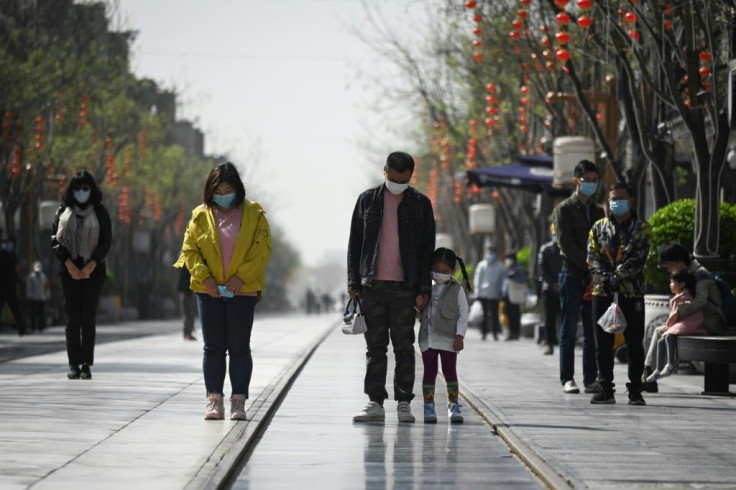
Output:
top-left (360, 281), bottom-right (417, 403)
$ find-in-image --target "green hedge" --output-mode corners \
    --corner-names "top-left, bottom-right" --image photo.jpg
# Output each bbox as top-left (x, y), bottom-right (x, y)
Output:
top-left (645, 199), bottom-right (736, 290)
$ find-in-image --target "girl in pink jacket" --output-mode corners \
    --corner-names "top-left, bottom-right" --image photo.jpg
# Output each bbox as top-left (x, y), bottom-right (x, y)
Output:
top-left (646, 271), bottom-right (705, 382)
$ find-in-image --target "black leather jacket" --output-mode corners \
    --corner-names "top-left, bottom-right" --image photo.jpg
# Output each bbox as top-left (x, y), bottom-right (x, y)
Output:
top-left (347, 185), bottom-right (435, 295)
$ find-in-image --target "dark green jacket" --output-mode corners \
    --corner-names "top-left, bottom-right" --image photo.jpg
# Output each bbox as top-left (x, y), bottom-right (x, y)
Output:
top-left (552, 193), bottom-right (605, 275)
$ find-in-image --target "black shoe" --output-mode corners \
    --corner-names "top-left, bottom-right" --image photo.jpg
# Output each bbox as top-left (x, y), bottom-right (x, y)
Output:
top-left (590, 390), bottom-right (615, 404)
top-left (627, 383), bottom-right (646, 405)
top-left (80, 363), bottom-right (92, 380)
top-left (641, 380), bottom-right (658, 393)
top-left (67, 365), bottom-right (81, 379)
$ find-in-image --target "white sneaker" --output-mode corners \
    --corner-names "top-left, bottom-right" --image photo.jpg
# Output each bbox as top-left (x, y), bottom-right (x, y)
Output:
top-left (448, 402), bottom-right (464, 424)
top-left (397, 401), bottom-right (415, 423)
top-left (660, 363), bottom-right (676, 378)
top-left (204, 393), bottom-right (225, 420)
top-left (353, 401), bottom-right (385, 422)
top-left (563, 380), bottom-right (580, 394)
top-left (584, 381), bottom-right (601, 394)
top-left (230, 394), bottom-right (247, 421)
top-left (645, 370), bottom-right (661, 383)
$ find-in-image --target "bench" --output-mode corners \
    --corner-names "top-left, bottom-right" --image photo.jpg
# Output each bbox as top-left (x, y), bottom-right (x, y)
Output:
top-left (676, 336), bottom-right (736, 396)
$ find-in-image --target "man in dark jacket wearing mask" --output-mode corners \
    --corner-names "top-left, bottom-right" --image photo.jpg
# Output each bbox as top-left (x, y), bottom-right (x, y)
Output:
top-left (0, 237), bottom-right (27, 336)
top-left (348, 151), bottom-right (435, 423)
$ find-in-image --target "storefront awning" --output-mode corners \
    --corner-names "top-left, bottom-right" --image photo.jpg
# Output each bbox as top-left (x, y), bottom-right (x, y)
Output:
top-left (466, 155), bottom-right (569, 196)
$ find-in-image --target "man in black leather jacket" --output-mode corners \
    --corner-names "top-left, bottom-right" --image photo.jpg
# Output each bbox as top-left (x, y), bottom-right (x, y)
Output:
top-left (348, 151), bottom-right (435, 423)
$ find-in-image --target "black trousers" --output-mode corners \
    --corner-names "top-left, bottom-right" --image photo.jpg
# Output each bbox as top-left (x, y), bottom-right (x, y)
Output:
top-left (29, 300), bottom-right (46, 331)
top-left (62, 262), bottom-right (106, 366)
top-left (543, 290), bottom-right (560, 346)
top-left (505, 301), bottom-right (521, 339)
top-left (478, 298), bottom-right (500, 339)
top-left (360, 281), bottom-right (416, 403)
top-left (0, 286), bottom-right (26, 333)
top-left (592, 295), bottom-right (645, 393)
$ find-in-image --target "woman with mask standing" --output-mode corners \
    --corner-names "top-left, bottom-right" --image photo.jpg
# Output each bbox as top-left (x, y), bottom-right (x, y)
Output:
top-left (174, 162), bottom-right (272, 420)
top-left (52, 171), bottom-right (112, 379)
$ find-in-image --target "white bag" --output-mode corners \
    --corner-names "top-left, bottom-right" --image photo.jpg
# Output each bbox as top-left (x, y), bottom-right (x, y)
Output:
top-left (468, 299), bottom-right (484, 328)
top-left (342, 299), bottom-right (367, 335)
top-left (597, 293), bottom-right (627, 334)
top-left (507, 280), bottom-right (526, 305)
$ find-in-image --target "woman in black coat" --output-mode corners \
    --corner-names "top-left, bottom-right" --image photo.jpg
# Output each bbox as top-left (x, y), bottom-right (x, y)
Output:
top-left (51, 170), bottom-right (112, 379)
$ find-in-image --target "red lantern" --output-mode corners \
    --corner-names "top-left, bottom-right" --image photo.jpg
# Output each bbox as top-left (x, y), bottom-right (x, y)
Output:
top-left (473, 14), bottom-right (482, 23)
top-left (703, 82), bottom-right (711, 91)
top-left (699, 51), bottom-right (712, 62)
top-left (520, 0), bottom-right (531, 5)
top-left (554, 0), bottom-right (569, 7)
top-left (628, 30), bottom-right (640, 42)
top-left (555, 31), bottom-right (571, 44)
top-left (519, 115), bottom-right (528, 124)
top-left (664, 4), bottom-right (673, 14)
top-left (624, 12), bottom-right (638, 23)
top-left (518, 9), bottom-right (528, 19)
top-left (520, 125), bottom-right (529, 133)
top-left (578, 0), bottom-right (593, 9)
top-left (577, 15), bottom-right (593, 29)
top-left (473, 27), bottom-right (482, 36)
top-left (486, 83), bottom-right (497, 93)
top-left (512, 19), bottom-right (524, 31)
top-left (664, 20), bottom-right (673, 30)
top-left (486, 95), bottom-right (498, 104)
top-left (520, 97), bottom-right (530, 105)
top-left (465, 0), bottom-right (477, 7)
top-left (473, 51), bottom-right (483, 62)
top-left (596, 113), bottom-right (604, 123)
top-left (473, 39), bottom-right (483, 47)
top-left (556, 12), bottom-right (571, 26)
top-left (699, 66), bottom-right (711, 78)
top-left (509, 31), bottom-right (521, 40)
top-left (542, 49), bottom-right (553, 59)
top-left (469, 119), bottom-right (478, 127)
top-left (541, 37), bottom-right (551, 47)
top-left (485, 118), bottom-right (495, 127)
top-left (540, 25), bottom-right (549, 34)
top-left (555, 48), bottom-right (571, 61)
top-left (520, 85), bottom-right (530, 95)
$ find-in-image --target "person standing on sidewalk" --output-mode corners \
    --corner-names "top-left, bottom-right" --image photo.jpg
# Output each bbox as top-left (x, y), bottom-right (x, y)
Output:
top-left (418, 248), bottom-right (470, 424)
top-left (174, 162), bottom-right (272, 421)
top-left (502, 253), bottom-right (527, 341)
top-left (588, 182), bottom-right (652, 406)
top-left (473, 247), bottom-right (505, 340)
top-left (177, 267), bottom-right (197, 341)
top-left (52, 171), bottom-right (112, 380)
top-left (538, 225), bottom-right (562, 355)
top-left (348, 151), bottom-right (435, 423)
top-left (0, 237), bottom-right (27, 336)
top-left (552, 160), bottom-right (604, 394)
top-left (25, 261), bottom-right (50, 332)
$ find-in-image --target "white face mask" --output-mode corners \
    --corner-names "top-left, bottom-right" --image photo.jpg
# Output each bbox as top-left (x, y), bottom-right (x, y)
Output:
top-left (385, 180), bottom-right (409, 195)
top-left (432, 271), bottom-right (452, 283)
top-left (504, 260), bottom-right (513, 268)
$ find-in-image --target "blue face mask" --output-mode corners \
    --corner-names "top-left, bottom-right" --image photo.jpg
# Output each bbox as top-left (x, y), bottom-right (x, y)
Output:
top-left (213, 193), bottom-right (236, 208)
top-left (73, 189), bottom-right (91, 204)
top-left (2, 243), bottom-right (12, 252)
top-left (579, 182), bottom-right (598, 197)
top-left (487, 253), bottom-right (496, 262)
top-left (609, 200), bottom-right (630, 217)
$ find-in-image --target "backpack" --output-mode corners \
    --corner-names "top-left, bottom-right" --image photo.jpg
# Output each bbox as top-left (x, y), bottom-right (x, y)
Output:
top-left (696, 272), bottom-right (736, 325)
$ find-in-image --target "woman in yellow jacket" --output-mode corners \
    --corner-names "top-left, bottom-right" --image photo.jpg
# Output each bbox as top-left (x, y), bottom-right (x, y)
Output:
top-left (174, 162), bottom-right (272, 421)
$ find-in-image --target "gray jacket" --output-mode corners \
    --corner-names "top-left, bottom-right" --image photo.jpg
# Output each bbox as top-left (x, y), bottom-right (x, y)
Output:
top-left (678, 260), bottom-right (726, 335)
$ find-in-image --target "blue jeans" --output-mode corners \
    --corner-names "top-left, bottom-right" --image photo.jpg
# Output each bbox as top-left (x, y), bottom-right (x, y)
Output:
top-left (558, 267), bottom-right (597, 386)
top-left (197, 294), bottom-right (257, 397)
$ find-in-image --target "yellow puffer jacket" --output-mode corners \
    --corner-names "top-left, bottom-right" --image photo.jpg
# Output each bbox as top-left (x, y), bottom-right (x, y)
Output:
top-left (173, 200), bottom-right (272, 300)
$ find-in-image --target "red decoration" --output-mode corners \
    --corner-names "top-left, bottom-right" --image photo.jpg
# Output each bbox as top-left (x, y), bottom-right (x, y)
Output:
top-left (520, 125), bottom-right (529, 133)
top-left (699, 66), bottom-right (711, 78)
top-left (578, 0), bottom-right (593, 9)
top-left (664, 20), bottom-right (673, 30)
top-left (473, 51), bottom-right (483, 62)
top-left (555, 31), bottom-right (571, 44)
top-left (542, 37), bottom-right (551, 47)
top-left (486, 95), bottom-right (498, 104)
top-left (540, 25), bottom-right (549, 34)
top-left (699, 51), bottom-right (712, 62)
top-left (473, 27), bottom-right (482, 36)
top-left (555, 48), bottom-right (571, 61)
top-left (512, 19), bottom-right (524, 31)
top-left (555, 12), bottom-right (571, 26)
top-left (628, 30), bottom-right (640, 42)
top-left (465, 0), bottom-right (477, 7)
top-left (624, 12), bottom-right (639, 23)
top-left (520, 0), bottom-right (531, 5)
top-left (554, 0), bottom-right (569, 7)
top-left (509, 31), bottom-right (521, 40)
top-left (473, 14), bottom-right (482, 23)
top-left (577, 15), bottom-right (593, 28)
top-left (473, 39), bottom-right (483, 47)
top-left (486, 83), bottom-right (497, 93)
top-left (663, 4), bottom-right (673, 14)
top-left (518, 9), bottom-right (528, 20)
top-left (520, 85), bottom-right (530, 95)
top-left (520, 97), bottom-right (530, 105)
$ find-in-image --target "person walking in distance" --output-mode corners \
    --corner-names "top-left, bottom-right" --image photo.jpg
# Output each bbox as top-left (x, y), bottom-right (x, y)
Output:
top-left (502, 252), bottom-right (527, 341)
top-left (174, 162), bottom-right (272, 421)
top-left (348, 151), bottom-right (435, 423)
top-left (473, 247), bottom-right (505, 340)
top-left (52, 171), bottom-right (112, 379)
top-left (538, 224), bottom-right (562, 355)
top-left (418, 248), bottom-right (471, 424)
top-left (177, 267), bottom-right (197, 341)
top-left (0, 237), bottom-right (27, 336)
top-left (25, 261), bottom-right (50, 332)
top-left (588, 182), bottom-right (652, 406)
top-left (552, 160), bottom-right (605, 394)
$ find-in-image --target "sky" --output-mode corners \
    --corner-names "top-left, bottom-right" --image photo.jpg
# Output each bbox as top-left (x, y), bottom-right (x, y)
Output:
top-left (116, 0), bottom-right (417, 267)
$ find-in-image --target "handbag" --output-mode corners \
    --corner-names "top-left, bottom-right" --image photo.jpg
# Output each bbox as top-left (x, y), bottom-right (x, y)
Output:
top-left (342, 298), bottom-right (367, 335)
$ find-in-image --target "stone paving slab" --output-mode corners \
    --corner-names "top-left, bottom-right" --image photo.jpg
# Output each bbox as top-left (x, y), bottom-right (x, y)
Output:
top-left (0, 315), bottom-right (334, 490)
top-left (232, 326), bottom-right (543, 489)
top-left (458, 332), bottom-right (736, 489)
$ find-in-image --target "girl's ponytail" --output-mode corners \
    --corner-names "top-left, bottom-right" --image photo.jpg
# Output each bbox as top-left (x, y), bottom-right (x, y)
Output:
top-left (456, 256), bottom-right (472, 292)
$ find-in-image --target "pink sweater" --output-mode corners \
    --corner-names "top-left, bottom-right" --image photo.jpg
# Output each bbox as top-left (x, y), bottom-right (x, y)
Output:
top-left (665, 290), bottom-right (705, 336)
top-left (375, 191), bottom-right (404, 281)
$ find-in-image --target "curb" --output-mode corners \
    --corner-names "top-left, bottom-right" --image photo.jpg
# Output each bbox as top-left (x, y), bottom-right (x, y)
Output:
top-left (460, 382), bottom-right (585, 490)
top-left (185, 321), bottom-right (338, 490)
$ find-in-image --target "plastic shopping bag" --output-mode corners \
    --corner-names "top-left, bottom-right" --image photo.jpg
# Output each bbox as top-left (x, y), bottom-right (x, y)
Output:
top-left (468, 300), bottom-right (484, 329)
top-left (342, 298), bottom-right (367, 335)
top-left (597, 293), bottom-right (627, 334)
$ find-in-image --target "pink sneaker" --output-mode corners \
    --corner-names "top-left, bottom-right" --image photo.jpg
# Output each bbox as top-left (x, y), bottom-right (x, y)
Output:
top-left (204, 393), bottom-right (225, 420)
top-left (230, 395), bottom-right (247, 420)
